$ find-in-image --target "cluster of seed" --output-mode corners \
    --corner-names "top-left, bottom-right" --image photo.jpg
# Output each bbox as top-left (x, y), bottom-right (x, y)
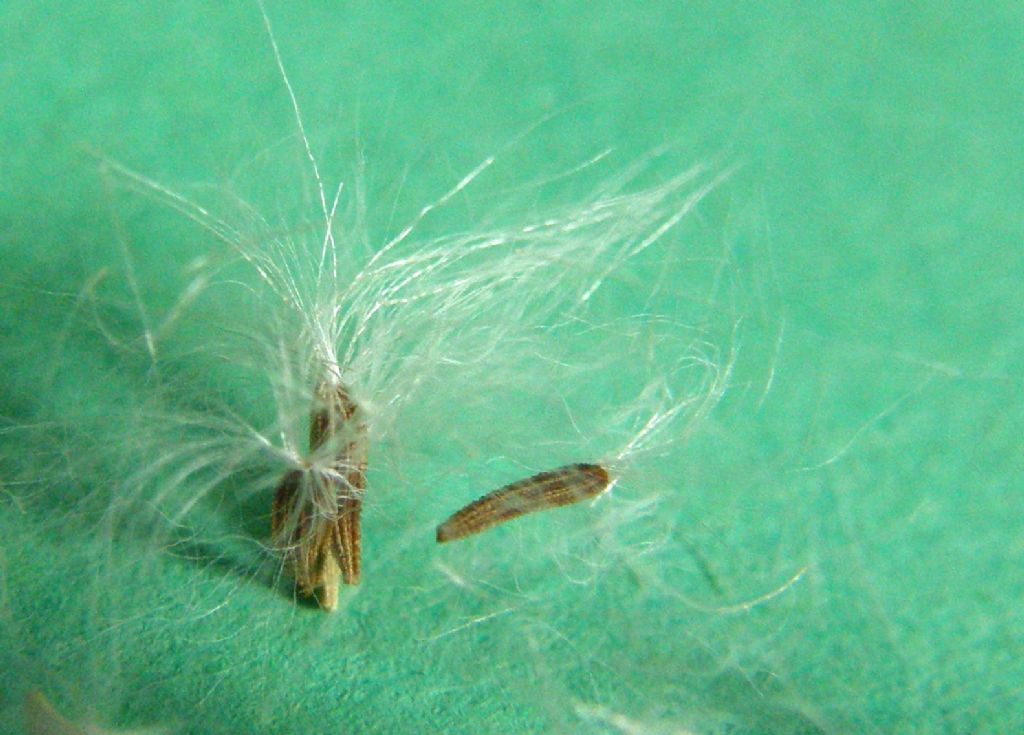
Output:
top-left (272, 382), bottom-right (612, 611)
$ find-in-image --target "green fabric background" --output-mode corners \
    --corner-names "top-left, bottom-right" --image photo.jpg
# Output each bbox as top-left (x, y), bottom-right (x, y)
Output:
top-left (2, 2), bottom-right (1022, 733)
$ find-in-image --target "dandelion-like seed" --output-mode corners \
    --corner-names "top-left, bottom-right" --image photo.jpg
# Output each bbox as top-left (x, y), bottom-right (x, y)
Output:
top-left (272, 379), bottom-right (367, 611)
top-left (94, 1), bottom-right (734, 619)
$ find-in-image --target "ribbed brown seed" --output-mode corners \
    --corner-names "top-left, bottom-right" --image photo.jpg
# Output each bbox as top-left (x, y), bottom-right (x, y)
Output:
top-left (272, 380), bottom-right (366, 611)
top-left (436, 463), bottom-right (611, 543)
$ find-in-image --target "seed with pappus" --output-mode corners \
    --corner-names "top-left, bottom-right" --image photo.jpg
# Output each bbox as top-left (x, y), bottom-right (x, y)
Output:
top-left (272, 380), bottom-right (367, 611)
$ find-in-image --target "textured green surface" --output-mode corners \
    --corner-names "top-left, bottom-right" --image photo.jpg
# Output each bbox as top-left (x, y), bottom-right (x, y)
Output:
top-left (2, 2), bottom-right (1022, 734)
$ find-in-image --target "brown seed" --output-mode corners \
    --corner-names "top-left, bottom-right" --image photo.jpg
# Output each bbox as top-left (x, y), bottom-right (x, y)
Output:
top-left (436, 463), bottom-right (611, 543)
top-left (272, 380), bottom-right (366, 611)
